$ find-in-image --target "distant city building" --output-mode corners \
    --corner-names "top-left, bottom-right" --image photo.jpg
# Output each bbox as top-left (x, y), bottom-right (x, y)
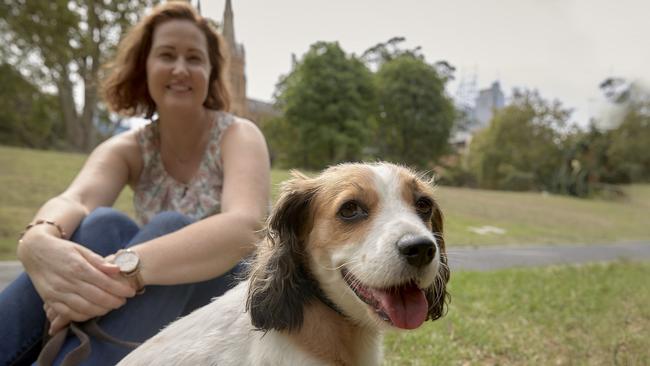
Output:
top-left (449, 80), bottom-right (505, 152)
top-left (474, 81), bottom-right (505, 128)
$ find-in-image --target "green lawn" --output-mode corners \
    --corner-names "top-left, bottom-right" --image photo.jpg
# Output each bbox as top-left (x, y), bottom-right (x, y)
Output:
top-left (384, 261), bottom-right (650, 365)
top-left (1, 145), bottom-right (650, 259)
top-left (437, 184), bottom-right (650, 246)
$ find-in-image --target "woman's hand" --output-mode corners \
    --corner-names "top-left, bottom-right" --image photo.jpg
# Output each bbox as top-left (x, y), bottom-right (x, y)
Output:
top-left (18, 229), bottom-right (136, 334)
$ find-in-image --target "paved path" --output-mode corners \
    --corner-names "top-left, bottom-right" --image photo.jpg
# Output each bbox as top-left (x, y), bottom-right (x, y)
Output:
top-left (1, 241), bottom-right (649, 291)
top-left (445, 241), bottom-right (650, 271)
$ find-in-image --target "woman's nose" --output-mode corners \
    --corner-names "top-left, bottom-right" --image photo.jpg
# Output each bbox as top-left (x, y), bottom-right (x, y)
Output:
top-left (172, 58), bottom-right (189, 76)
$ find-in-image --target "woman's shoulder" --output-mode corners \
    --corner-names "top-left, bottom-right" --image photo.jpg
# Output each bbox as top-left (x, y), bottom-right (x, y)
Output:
top-left (220, 113), bottom-right (264, 142)
top-left (211, 112), bottom-right (265, 152)
top-left (98, 130), bottom-right (144, 181)
top-left (103, 129), bottom-right (141, 153)
top-left (218, 114), bottom-right (269, 166)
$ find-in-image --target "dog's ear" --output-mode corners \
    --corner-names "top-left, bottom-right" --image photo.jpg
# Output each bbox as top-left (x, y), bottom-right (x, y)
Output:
top-left (246, 172), bottom-right (319, 332)
top-left (426, 201), bottom-right (450, 321)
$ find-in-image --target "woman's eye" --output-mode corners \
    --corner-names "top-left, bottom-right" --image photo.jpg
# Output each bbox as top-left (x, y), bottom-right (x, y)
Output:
top-left (338, 201), bottom-right (367, 221)
top-left (159, 53), bottom-right (174, 60)
top-left (415, 197), bottom-right (433, 217)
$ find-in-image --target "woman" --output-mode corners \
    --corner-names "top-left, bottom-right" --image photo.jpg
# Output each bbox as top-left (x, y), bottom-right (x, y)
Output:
top-left (0, 2), bottom-right (270, 365)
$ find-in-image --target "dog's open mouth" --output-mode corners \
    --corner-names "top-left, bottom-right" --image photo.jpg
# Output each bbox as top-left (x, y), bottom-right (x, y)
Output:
top-left (341, 268), bottom-right (428, 330)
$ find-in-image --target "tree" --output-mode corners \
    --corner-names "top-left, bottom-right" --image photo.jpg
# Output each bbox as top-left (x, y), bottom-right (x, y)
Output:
top-left (598, 78), bottom-right (650, 182)
top-left (468, 89), bottom-right (570, 191)
top-left (267, 42), bottom-right (375, 169)
top-left (607, 101), bottom-right (650, 182)
top-left (0, 63), bottom-right (63, 148)
top-left (361, 37), bottom-right (423, 71)
top-left (554, 123), bottom-right (614, 197)
top-left (373, 55), bottom-right (455, 169)
top-left (0, 0), bottom-right (158, 151)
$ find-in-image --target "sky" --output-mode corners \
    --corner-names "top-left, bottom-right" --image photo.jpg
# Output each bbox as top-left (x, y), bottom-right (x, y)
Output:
top-left (200, 0), bottom-right (649, 127)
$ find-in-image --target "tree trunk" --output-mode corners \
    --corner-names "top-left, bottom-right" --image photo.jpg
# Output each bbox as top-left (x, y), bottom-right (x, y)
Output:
top-left (57, 66), bottom-right (84, 151)
top-left (80, 78), bottom-right (98, 152)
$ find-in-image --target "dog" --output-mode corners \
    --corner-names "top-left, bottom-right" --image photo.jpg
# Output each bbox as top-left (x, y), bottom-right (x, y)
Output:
top-left (118, 162), bottom-right (450, 365)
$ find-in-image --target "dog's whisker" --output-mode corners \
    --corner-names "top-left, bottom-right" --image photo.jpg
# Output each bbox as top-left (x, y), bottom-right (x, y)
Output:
top-left (320, 258), bottom-right (362, 272)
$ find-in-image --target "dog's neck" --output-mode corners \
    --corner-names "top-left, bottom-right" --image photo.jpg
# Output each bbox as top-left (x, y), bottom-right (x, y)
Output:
top-left (312, 283), bottom-right (346, 318)
top-left (287, 301), bottom-right (382, 366)
top-left (296, 255), bottom-right (347, 318)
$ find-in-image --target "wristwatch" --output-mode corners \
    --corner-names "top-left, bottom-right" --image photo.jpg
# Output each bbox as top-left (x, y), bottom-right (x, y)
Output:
top-left (112, 249), bottom-right (145, 295)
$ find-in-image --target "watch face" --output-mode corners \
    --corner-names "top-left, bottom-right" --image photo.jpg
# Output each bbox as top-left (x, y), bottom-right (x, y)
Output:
top-left (114, 251), bottom-right (139, 273)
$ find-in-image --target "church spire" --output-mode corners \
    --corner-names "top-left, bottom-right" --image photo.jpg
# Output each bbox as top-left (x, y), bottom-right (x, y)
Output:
top-left (222, 0), bottom-right (236, 47)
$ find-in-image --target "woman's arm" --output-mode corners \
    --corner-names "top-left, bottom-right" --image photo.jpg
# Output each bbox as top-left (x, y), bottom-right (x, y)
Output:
top-left (18, 132), bottom-right (140, 332)
top-left (132, 119), bottom-right (270, 285)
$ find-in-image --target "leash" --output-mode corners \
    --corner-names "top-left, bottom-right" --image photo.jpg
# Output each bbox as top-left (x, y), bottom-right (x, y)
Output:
top-left (37, 319), bottom-right (141, 366)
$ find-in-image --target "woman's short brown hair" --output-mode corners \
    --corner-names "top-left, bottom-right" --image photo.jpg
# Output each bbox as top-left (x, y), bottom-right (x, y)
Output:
top-left (101, 1), bottom-right (230, 118)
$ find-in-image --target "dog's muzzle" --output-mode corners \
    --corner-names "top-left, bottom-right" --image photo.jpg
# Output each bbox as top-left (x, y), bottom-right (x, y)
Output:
top-left (341, 268), bottom-right (429, 330)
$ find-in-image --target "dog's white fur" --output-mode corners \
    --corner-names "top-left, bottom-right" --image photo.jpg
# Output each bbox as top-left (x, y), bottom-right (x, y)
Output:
top-left (118, 162), bottom-right (449, 366)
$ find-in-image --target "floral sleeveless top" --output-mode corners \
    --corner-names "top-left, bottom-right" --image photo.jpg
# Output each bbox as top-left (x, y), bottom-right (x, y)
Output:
top-left (133, 112), bottom-right (235, 224)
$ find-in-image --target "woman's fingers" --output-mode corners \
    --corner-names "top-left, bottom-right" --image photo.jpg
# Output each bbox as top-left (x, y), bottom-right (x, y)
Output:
top-left (76, 280), bottom-right (127, 310)
top-left (43, 303), bottom-right (56, 322)
top-left (49, 298), bottom-right (97, 322)
top-left (77, 245), bottom-right (120, 275)
top-left (74, 245), bottom-right (136, 298)
top-left (49, 313), bottom-right (71, 335)
top-left (24, 238), bottom-right (135, 322)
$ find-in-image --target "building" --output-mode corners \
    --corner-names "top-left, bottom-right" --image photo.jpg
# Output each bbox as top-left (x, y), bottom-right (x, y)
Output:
top-left (474, 81), bottom-right (505, 128)
top-left (219, 0), bottom-right (247, 117)
top-left (449, 80), bottom-right (505, 153)
top-left (218, 0), bottom-right (279, 124)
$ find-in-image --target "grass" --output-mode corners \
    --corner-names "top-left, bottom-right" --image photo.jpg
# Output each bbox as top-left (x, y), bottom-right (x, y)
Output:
top-left (383, 261), bottom-right (650, 365)
top-left (437, 185), bottom-right (650, 246)
top-left (1, 145), bottom-right (649, 259)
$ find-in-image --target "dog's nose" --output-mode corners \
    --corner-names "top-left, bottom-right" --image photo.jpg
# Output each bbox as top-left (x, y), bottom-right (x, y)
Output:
top-left (397, 236), bottom-right (436, 268)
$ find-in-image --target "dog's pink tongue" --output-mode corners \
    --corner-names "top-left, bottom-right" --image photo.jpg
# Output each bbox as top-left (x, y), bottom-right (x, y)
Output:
top-left (372, 284), bottom-right (428, 329)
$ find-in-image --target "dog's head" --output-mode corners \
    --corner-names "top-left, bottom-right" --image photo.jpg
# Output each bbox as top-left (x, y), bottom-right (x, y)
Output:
top-left (246, 162), bottom-right (449, 332)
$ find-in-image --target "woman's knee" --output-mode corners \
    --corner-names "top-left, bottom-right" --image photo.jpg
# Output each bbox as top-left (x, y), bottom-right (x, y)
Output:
top-left (145, 211), bottom-right (193, 233)
top-left (71, 207), bottom-right (139, 255)
top-left (127, 211), bottom-right (193, 246)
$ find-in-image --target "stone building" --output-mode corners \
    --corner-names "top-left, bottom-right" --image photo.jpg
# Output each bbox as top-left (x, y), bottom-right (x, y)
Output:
top-left (217, 0), bottom-right (279, 124)
top-left (219, 0), bottom-right (247, 117)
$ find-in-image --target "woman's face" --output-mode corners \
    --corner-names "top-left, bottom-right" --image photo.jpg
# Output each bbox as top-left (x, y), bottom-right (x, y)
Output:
top-left (146, 20), bottom-right (212, 113)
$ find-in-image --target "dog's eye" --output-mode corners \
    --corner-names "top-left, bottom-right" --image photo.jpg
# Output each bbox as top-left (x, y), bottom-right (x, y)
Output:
top-left (338, 201), bottom-right (367, 221)
top-left (415, 197), bottom-right (433, 218)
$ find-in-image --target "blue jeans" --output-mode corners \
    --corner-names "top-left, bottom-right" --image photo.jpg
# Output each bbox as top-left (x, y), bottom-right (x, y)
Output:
top-left (0, 208), bottom-right (244, 366)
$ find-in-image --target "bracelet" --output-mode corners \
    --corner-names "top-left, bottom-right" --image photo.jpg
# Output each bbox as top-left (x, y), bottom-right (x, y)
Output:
top-left (19, 219), bottom-right (68, 241)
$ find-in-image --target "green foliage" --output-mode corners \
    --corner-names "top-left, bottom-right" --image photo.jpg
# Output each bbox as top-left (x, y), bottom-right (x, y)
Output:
top-left (266, 38), bottom-right (455, 170)
top-left (266, 42), bottom-right (375, 170)
top-left (550, 80), bottom-right (650, 196)
top-left (361, 36), bottom-right (424, 70)
top-left (468, 90), bottom-right (569, 191)
top-left (0, 0), bottom-right (158, 151)
top-left (373, 55), bottom-right (455, 169)
top-left (0, 64), bottom-right (64, 148)
top-left (597, 78), bottom-right (650, 183)
top-left (607, 100), bottom-right (650, 182)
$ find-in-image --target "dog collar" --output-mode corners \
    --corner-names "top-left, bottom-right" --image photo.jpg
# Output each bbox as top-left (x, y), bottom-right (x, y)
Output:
top-left (312, 283), bottom-right (347, 318)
